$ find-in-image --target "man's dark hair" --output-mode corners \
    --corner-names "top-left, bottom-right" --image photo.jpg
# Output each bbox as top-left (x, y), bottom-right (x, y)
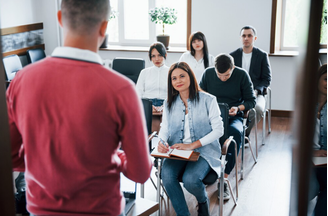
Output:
top-left (149, 42), bottom-right (167, 60)
top-left (61, 0), bottom-right (110, 33)
top-left (215, 54), bottom-right (234, 74)
top-left (240, 25), bottom-right (257, 36)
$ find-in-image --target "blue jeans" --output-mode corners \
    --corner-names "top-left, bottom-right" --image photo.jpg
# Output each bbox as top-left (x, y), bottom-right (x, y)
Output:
top-left (161, 156), bottom-right (211, 216)
top-left (225, 115), bottom-right (243, 175)
top-left (150, 98), bottom-right (164, 107)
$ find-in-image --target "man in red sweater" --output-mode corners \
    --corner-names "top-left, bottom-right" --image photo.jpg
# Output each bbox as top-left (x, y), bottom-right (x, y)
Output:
top-left (7, 0), bottom-right (152, 215)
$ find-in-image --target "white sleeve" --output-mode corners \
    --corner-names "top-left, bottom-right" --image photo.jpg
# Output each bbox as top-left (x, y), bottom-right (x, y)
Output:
top-left (208, 54), bottom-right (215, 67)
top-left (199, 98), bottom-right (224, 146)
top-left (158, 102), bottom-right (169, 142)
top-left (135, 69), bottom-right (146, 98)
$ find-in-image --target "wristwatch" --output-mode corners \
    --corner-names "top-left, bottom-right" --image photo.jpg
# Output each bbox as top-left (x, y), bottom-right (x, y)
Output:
top-left (237, 106), bottom-right (240, 112)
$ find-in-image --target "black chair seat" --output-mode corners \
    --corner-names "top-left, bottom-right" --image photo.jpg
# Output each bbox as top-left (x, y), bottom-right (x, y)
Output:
top-left (177, 167), bottom-right (218, 185)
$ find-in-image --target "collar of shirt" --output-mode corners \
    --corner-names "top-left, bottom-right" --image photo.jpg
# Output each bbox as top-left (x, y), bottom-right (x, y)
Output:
top-left (51, 47), bottom-right (103, 65)
top-left (151, 64), bottom-right (167, 72)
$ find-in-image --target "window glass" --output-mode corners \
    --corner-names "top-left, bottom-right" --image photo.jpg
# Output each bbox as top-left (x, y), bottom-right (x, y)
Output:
top-left (123, 0), bottom-right (149, 40)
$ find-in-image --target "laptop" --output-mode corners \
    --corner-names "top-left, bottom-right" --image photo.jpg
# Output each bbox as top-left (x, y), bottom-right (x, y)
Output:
top-left (120, 173), bottom-right (137, 214)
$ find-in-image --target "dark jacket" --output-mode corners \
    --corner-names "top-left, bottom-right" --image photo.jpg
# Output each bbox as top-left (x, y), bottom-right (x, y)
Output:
top-left (230, 47), bottom-right (272, 94)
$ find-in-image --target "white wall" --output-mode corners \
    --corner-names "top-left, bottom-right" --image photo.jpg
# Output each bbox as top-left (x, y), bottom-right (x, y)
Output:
top-left (0, 0), bottom-right (60, 56)
top-left (1, 0), bottom-right (326, 111)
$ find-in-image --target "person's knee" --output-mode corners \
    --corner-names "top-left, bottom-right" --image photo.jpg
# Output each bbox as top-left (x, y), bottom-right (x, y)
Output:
top-left (161, 168), bottom-right (177, 187)
top-left (183, 176), bottom-right (203, 192)
top-left (229, 126), bottom-right (242, 142)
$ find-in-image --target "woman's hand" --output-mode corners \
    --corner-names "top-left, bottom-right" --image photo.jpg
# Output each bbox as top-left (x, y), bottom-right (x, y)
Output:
top-left (157, 141), bottom-right (170, 153)
top-left (314, 150), bottom-right (327, 157)
top-left (171, 141), bottom-right (201, 150)
top-left (171, 143), bottom-right (193, 150)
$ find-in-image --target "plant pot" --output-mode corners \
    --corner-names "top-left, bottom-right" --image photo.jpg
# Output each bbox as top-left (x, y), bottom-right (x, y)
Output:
top-left (100, 34), bottom-right (108, 48)
top-left (156, 35), bottom-right (170, 50)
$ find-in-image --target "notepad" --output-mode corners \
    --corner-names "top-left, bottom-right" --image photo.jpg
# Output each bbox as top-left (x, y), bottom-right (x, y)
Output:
top-left (151, 146), bottom-right (193, 159)
top-left (313, 157), bottom-right (327, 166)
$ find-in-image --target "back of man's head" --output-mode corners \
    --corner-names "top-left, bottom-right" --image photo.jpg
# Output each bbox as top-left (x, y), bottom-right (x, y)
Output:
top-left (240, 25), bottom-right (257, 36)
top-left (61, 0), bottom-right (110, 33)
top-left (215, 54), bottom-right (234, 73)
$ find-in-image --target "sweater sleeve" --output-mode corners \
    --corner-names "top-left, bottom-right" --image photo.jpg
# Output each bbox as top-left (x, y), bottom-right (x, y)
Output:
top-left (117, 84), bottom-right (152, 184)
top-left (199, 97), bottom-right (224, 145)
top-left (241, 71), bottom-right (256, 111)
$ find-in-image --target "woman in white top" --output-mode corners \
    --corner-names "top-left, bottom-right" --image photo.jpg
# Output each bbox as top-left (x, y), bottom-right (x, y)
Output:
top-left (136, 42), bottom-right (169, 111)
top-left (179, 31), bottom-right (215, 83)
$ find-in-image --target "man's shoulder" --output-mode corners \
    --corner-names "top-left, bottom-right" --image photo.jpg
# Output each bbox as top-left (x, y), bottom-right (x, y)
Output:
top-left (230, 48), bottom-right (242, 56)
top-left (253, 47), bottom-right (268, 56)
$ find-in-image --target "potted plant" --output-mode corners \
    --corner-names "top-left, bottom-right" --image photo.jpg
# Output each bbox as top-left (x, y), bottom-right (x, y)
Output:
top-left (100, 8), bottom-right (118, 48)
top-left (149, 7), bottom-right (177, 50)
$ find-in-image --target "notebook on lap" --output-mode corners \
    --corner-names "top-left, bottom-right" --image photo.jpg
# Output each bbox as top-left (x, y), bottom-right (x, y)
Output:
top-left (120, 173), bottom-right (137, 214)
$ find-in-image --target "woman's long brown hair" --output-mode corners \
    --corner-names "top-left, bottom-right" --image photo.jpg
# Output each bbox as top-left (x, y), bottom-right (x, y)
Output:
top-left (167, 62), bottom-right (200, 111)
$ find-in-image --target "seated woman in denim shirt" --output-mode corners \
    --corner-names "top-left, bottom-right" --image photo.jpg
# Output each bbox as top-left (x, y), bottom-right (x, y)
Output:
top-left (158, 62), bottom-right (224, 216)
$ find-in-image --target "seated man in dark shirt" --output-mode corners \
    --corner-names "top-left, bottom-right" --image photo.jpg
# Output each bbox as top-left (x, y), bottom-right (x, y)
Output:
top-left (200, 53), bottom-right (256, 200)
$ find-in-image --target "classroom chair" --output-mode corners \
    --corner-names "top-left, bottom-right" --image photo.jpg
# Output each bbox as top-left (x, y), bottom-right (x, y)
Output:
top-left (262, 87), bottom-right (272, 145)
top-left (3, 54), bottom-right (22, 88)
top-left (112, 57), bottom-right (145, 84)
top-left (240, 108), bottom-right (258, 180)
top-left (26, 48), bottom-right (46, 64)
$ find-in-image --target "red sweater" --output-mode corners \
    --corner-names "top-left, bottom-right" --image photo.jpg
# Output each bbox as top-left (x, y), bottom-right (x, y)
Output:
top-left (7, 57), bottom-right (152, 215)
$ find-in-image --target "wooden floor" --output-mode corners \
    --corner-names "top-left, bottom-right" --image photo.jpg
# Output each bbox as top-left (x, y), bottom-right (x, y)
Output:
top-left (140, 116), bottom-right (293, 216)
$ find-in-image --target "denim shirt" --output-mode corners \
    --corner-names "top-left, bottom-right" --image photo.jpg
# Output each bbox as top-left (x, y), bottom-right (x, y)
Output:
top-left (318, 103), bottom-right (327, 150)
top-left (160, 91), bottom-right (223, 176)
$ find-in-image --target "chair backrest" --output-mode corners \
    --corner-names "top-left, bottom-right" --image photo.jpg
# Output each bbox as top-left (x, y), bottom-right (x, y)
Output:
top-left (26, 48), bottom-right (46, 64)
top-left (218, 103), bottom-right (229, 146)
top-left (112, 57), bottom-right (145, 84)
top-left (3, 55), bottom-right (22, 82)
top-left (141, 99), bottom-right (153, 136)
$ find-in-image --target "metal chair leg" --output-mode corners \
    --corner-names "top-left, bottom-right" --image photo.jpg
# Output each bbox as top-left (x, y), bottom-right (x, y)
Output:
top-left (262, 109), bottom-right (267, 145)
top-left (268, 87), bottom-right (272, 134)
top-left (241, 124), bottom-right (245, 180)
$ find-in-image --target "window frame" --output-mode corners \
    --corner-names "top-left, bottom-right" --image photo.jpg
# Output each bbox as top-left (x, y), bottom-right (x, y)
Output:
top-left (106, 0), bottom-right (191, 49)
top-left (270, 0), bottom-right (327, 54)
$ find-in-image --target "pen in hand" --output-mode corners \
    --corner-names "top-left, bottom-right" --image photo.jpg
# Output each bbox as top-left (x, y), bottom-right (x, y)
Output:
top-left (159, 138), bottom-right (170, 152)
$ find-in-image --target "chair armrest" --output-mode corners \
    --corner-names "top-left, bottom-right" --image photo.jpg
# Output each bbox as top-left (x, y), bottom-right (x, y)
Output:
top-left (148, 131), bottom-right (157, 142)
top-left (243, 110), bottom-right (250, 119)
top-left (221, 136), bottom-right (234, 155)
